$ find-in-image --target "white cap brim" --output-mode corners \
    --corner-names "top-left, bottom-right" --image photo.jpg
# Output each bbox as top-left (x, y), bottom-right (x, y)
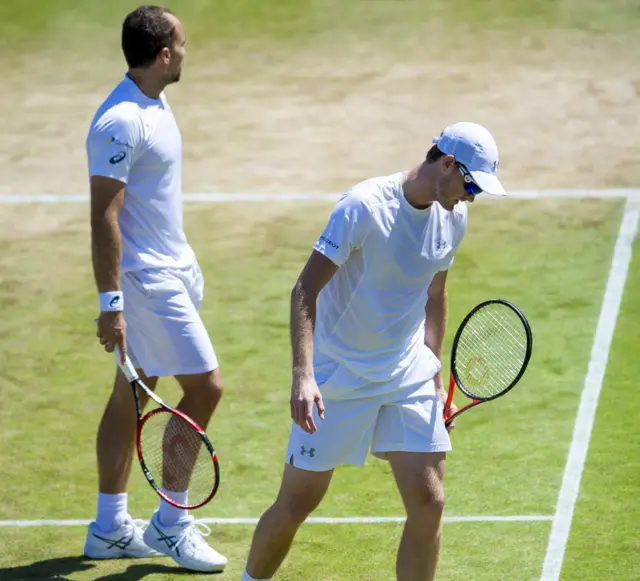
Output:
top-left (471, 170), bottom-right (507, 196)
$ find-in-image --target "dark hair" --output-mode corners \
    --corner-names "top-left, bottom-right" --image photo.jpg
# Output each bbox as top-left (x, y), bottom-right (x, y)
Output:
top-left (425, 145), bottom-right (446, 163)
top-left (122, 5), bottom-right (176, 69)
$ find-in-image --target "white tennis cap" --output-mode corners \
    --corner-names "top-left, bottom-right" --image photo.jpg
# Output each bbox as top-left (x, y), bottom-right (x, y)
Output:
top-left (432, 122), bottom-right (507, 196)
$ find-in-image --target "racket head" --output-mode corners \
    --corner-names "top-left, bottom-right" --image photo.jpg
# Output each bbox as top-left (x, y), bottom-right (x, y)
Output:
top-left (450, 299), bottom-right (533, 402)
top-left (136, 406), bottom-right (220, 510)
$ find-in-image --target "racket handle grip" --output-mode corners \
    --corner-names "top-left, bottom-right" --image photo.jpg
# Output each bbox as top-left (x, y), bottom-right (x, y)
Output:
top-left (114, 345), bottom-right (139, 382)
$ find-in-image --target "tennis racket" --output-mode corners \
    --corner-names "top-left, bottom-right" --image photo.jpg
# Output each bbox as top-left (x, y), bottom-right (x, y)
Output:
top-left (444, 299), bottom-right (533, 427)
top-left (114, 346), bottom-right (220, 509)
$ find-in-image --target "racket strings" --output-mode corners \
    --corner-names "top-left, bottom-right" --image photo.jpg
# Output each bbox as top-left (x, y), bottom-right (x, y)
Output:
top-left (139, 410), bottom-right (215, 507)
top-left (455, 304), bottom-right (529, 399)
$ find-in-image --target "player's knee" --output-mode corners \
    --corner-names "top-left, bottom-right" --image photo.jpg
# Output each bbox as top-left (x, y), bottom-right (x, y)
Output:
top-left (275, 494), bottom-right (318, 526)
top-left (406, 482), bottom-right (445, 523)
top-left (194, 375), bottom-right (223, 413)
top-left (178, 369), bottom-right (223, 407)
top-left (204, 369), bottom-right (224, 405)
top-left (282, 499), bottom-right (315, 526)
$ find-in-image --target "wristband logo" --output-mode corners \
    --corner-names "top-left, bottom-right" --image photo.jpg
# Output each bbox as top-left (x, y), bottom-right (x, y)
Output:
top-left (109, 296), bottom-right (121, 309)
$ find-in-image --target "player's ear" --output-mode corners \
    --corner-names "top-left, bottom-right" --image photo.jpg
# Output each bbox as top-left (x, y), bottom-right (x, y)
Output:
top-left (440, 154), bottom-right (456, 174)
top-left (159, 46), bottom-right (171, 65)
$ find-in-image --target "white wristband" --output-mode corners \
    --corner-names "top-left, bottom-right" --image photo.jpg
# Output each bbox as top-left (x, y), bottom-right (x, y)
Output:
top-left (99, 291), bottom-right (124, 312)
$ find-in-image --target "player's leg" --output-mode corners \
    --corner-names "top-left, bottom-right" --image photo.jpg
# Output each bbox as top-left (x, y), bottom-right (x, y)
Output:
top-left (243, 391), bottom-right (382, 580)
top-left (143, 367), bottom-right (227, 573)
top-left (174, 368), bottom-right (223, 434)
top-left (124, 264), bottom-right (226, 572)
top-left (157, 367), bottom-right (223, 521)
top-left (244, 463), bottom-right (334, 580)
top-left (387, 451), bottom-right (446, 581)
top-left (97, 367), bottom-right (158, 495)
top-left (84, 366), bottom-right (161, 559)
top-left (371, 370), bottom-right (451, 581)
top-left (138, 262), bottom-right (223, 524)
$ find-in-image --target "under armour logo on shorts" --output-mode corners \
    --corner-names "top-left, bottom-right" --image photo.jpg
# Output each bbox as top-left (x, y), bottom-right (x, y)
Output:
top-left (300, 446), bottom-right (315, 457)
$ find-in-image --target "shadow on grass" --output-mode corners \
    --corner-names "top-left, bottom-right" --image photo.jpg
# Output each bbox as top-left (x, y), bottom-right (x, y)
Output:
top-left (0, 555), bottom-right (220, 580)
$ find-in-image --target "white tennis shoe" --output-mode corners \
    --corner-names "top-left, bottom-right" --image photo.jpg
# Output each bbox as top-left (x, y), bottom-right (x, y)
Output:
top-left (143, 510), bottom-right (228, 572)
top-left (84, 515), bottom-right (161, 559)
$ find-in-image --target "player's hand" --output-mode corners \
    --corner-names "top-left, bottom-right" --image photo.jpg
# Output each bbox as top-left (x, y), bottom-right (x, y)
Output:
top-left (290, 373), bottom-right (325, 434)
top-left (96, 311), bottom-right (127, 364)
top-left (443, 401), bottom-right (458, 432)
top-left (434, 371), bottom-right (447, 398)
top-left (437, 383), bottom-right (457, 433)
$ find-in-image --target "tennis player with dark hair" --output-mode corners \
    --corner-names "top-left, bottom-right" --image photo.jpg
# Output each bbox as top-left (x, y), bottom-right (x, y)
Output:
top-left (241, 123), bottom-right (507, 581)
top-left (83, 5), bottom-right (226, 572)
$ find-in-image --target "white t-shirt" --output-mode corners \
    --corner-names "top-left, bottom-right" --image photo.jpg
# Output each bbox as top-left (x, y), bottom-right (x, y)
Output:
top-left (86, 75), bottom-right (195, 273)
top-left (313, 172), bottom-right (468, 393)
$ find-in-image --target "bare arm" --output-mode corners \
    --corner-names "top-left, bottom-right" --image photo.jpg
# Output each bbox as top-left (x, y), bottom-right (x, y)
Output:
top-left (90, 175), bottom-right (127, 362)
top-left (90, 175), bottom-right (126, 292)
top-left (425, 270), bottom-right (449, 400)
top-left (290, 250), bottom-right (339, 433)
top-left (291, 250), bottom-right (339, 375)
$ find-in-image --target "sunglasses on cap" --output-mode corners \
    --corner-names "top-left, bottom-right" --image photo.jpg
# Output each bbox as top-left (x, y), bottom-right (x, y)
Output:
top-left (457, 163), bottom-right (483, 196)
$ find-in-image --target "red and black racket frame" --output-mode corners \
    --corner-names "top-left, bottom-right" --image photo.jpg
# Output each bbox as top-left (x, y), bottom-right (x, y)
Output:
top-left (444, 299), bottom-right (533, 427)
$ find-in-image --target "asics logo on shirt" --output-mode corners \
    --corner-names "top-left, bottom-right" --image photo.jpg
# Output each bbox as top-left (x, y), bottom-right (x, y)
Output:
top-left (109, 151), bottom-right (126, 165)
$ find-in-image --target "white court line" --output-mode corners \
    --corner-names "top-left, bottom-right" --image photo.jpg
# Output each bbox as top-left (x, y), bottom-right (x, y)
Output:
top-left (0, 515), bottom-right (553, 527)
top-left (540, 196), bottom-right (640, 581)
top-left (0, 189), bottom-right (639, 204)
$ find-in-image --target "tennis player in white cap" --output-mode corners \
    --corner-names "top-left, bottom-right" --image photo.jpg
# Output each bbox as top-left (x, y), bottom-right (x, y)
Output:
top-left (241, 121), bottom-right (507, 581)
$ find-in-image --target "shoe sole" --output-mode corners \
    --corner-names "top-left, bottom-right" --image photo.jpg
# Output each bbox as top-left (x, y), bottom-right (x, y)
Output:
top-left (142, 541), bottom-right (227, 572)
top-left (84, 551), bottom-right (164, 560)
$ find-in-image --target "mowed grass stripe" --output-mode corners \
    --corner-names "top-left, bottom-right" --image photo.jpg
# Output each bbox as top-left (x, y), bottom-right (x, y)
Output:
top-left (560, 231), bottom-right (640, 581)
top-left (2, 0), bottom-right (639, 50)
top-left (540, 198), bottom-right (639, 580)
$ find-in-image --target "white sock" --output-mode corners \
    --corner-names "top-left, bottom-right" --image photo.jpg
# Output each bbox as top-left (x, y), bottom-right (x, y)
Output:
top-left (242, 569), bottom-right (271, 581)
top-left (158, 489), bottom-right (189, 526)
top-left (96, 492), bottom-right (128, 532)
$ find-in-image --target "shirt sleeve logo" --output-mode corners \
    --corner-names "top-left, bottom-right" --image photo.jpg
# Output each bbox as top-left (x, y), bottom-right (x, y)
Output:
top-left (319, 235), bottom-right (340, 250)
top-left (109, 151), bottom-right (126, 165)
top-left (108, 136), bottom-right (133, 149)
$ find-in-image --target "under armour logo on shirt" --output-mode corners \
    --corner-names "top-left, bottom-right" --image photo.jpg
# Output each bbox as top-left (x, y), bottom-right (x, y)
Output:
top-left (300, 446), bottom-right (315, 457)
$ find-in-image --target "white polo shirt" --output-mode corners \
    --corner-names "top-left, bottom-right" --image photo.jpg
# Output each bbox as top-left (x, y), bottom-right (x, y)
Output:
top-left (86, 75), bottom-right (195, 273)
top-left (313, 172), bottom-right (468, 393)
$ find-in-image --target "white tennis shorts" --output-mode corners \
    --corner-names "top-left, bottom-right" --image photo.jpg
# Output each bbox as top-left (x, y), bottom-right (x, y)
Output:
top-left (286, 357), bottom-right (452, 472)
top-left (120, 261), bottom-right (218, 378)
